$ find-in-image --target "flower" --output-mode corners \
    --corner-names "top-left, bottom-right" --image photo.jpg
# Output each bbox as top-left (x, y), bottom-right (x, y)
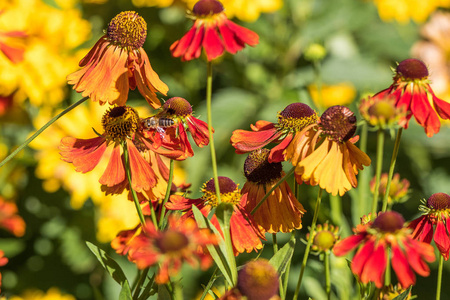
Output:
top-left (307, 223), bottom-right (340, 253)
top-left (170, 0), bottom-right (259, 61)
top-left (241, 148), bottom-right (305, 233)
top-left (359, 95), bottom-right (407, 129)
top-left (8, 287), bottom-right (76, 300)
top-left (370, 173), bottom-right (410, 206)
top-left (67, 11), bottom-right (168, 108)
top-left (333, 211), bottom-right (435, 288)
top-left (143, 97), bottom-right (211, 160)
top-left (231, 102), bottom-right (320, 163)
top-left (308, 82), bottom-right (356, 110)
top-left (371, 0), bottom-right (450, 23)
top-left (236, 259), bottom-right (279, 300)
top-left (0, 197), bottom-right (25, 237)
top-left (0, 24), bottom-right (26, 64)
top-left (295, 106), bottom-right (371, 196)
top-left (372, 58), bottom-right (450, 137)
top-left (377, 284), bottom-right (412, 300)
top-left (59, 106), bottom-right (160, 194)
top-left (0, 250), bottom-right (8, 293)
top-left (125, 216), bottom-right (218, 284)
top-left (166, 176), bottom-right (264, 255)
top-left (408, 193), bottom-right (450, 260)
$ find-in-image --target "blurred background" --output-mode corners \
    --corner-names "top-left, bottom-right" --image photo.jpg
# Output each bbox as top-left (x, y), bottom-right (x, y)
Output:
top-left (1, 0), bottom-right (450, 299)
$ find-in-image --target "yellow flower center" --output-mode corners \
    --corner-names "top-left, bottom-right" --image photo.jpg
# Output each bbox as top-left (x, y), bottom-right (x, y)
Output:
top-left (313, 230), bottom-right (336, 251)
top-left (107, 11), bottom-right (147, 49)
top-left (102, 106), bottom-right (140, 142)
top-left (201, 177), bottom-right (241, 207)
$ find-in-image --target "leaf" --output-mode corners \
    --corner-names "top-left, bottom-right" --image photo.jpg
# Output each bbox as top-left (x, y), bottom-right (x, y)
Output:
top-left (392, 286), bottom-right (412, 300)
top-left (269, 234), bottom-right (296, 276)
top-left (192, 206), bottom-right (235, 286)
top-left (119, 281), bottom-right (132, 300)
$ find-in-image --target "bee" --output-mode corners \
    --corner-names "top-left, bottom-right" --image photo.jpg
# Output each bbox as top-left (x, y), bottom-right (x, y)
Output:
top-left (141, 116), bottom-right (176, 138)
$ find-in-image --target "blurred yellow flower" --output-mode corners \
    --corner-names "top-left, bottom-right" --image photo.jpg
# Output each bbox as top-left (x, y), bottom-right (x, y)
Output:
top-left (372, 0), bottom-right (450, 23)
top-left (308, 82), bottom-right (356, 110)
top-left (9, 287), bottom-right (75, 300)
top-left (0, 0), bottom-right (91, 107)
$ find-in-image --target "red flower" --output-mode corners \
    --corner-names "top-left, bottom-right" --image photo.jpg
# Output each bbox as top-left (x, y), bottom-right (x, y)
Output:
top-left (372, 58), bottom-right (450, 137)
top-left (142, 97), bottom-right (211, 160)
top-left (166, 177), bottom-right (264, 255)
top-left (333, 211), bottom-right (435, 289)
top-left (0, 197), bottom-right (25, 237)
top-left (67, 11), bottom-right (168, 108)
top-left (408, 193), bottom-right (450, 260)
top-left (170, 0), bottom-right (259, 61)
top-left (0, 250), bottom-right (8, 293)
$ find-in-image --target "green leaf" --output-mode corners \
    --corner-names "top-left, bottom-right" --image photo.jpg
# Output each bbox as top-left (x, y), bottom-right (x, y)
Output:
top-left (215, 202), bottom-right (233, 233)
top-left (119, 280), bottom-right (132, 300)
top-left (86, 241), bottom-right (128, 286)
top-left (191, 206), bottom-right (234, 286)
top-left (392, 286), bottom-right (412, 300)
top-left (269, 234), bottom-right (296, 276)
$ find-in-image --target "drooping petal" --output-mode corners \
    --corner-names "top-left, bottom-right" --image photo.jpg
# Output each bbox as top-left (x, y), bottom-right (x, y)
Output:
top-left (268, 134), bottom-right (293, 163)
top-left (231, 126), bottom-right (281, 154)
top-left (434, 220), bottom-right (450, 260)
top-left (360, 243), bottom-right (386, 288)
top-left (332, 233), bottom-right (366, 256)
top-left (218, 22), bottom-right (244, 54)
top-left (127, 140), bottom-right (156, 192)
top-left (59, 136), bottom-right (107, 173)
top-left (391, 244), bottom-right (416, 289)
top-left (99, 145), bottom-right (125, 187)
top-left (203, 26), bottom-right (225, 61)
top-left (170, 25), bottom-right (197, 58)
top-left (224, 20), bottom-right (259, 47)
top-left (350, 239), bottom-right (375, 278)
top-left (432, 92), bottom-right (450, 119)
top-left (186, 116), bottom-right (211, 147)
top-left (404, 239), bottom-right (431, 276)
top-left (183, 25), bottom-right (205, 61)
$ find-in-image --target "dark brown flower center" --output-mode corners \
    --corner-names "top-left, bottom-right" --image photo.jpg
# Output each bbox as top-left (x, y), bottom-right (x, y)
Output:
top-left (204, 176), bottom-right (237, 194)
top-left (202, 177), bottom-right (241, 206)
top-left (107, 11), bottom-right (147, 49)
top-left (156, 231), bottom-right (189, 253)
top-left (320, 105), bottom-right (357, 142)
top-left (102, 106), bottom-right (140, 142)
top-left (163, 97), bottom-right (193, 117)
top-left (193, 0), bottom-right (224, 16)
top-left (237, 259), bottom-right (279, 300)
top-left (277, 103), bottom-right (318, 132)
top-left (396, 58), bottom-right (429, 80)
top-left (427, 193), bottom-right (450, 210)
top-left (372, 211), bottom-right (405, 233)
top-left (244, 149), bottom-right (283, 185)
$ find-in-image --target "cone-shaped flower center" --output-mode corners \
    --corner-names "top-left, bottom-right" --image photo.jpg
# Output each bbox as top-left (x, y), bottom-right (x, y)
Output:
top-left (107, 11), bottom-right (147, 49)
top-left (201, 176), bottom-right (241, 207)
top-left (277, 103), bottom-right (318, 132)
top-left (372, 211), bottom-right (405, 233)
top-left (163, 97), bottom-right (193, 117)
top-left (320, 105), bottom-right (357, 142)
top-left (396, 58), bottom-right (429, 80)
top-left (313, 230), bottom-right (336, 252)
top-left (244, 149), bottom-right (283, 185)
top-left (193, 0), bottom-right (225, 16)
top-left (102, 106), bottom-right (140, 142)
top-left (427, 193), bottom-right (450, 210)
top-left (237, 259), bottom-right (279, 300)
top-left (156, 230), bottom-right (189, 253)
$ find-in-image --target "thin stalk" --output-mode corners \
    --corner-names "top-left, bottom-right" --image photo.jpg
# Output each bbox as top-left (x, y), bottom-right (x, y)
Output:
top-left (158, 159), bottom-right (175, 228)
top-left (293, 188), bottom-right (323, 300)
top-left (205, 61), bottom-right (221, 204)
top-left (132, 268), bottom-right (149, 300)
top-left (384, 248), bottom-right (391, 288)
top-left (371, 129), bottom-right (385, 215)
top-left (330, 194), bottom-right (342, 226)
top-left (381, 128), bottom-right (403, 212)
top-left (324, 251), bottom-right (331, 300)
top-left (436, 254), bottom-right (444, 300)
top-left (0, 96), bottom-right (89, 168)
top-left (356, 122), bottom-right (369, 223)
top-left (272, 233), bottom-right (278, 253)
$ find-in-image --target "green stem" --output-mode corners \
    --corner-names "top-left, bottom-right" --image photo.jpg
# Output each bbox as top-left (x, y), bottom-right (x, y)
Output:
top-left (132, 268), bottom-right (149, 300)
top-left (158, 159), bottom-right (175, 228)
top-left (356, 122), bottom-right (369, 224)
top-left (371, 129), bottom-right (385, 216)
top-left (324, 251), bottom-right (331, 300)
top-left (251, 167), bottom-right (295, 215)
top-left (293, 188), bottom-right (323, 300)
top-left (272, 233), bottom-right (278, 253)
top-left (205, 61), bottom-right (221, 204)
top-left (384, 248), bottom-right (391, 288)
top-left (436, 254), bottom-right (444, 300)
top-left (330, 194), bottom-right (342, 226)
top-left (381, 128), bottom-right (403, 212)
top-left (0, 96), bottom-right (89, 168)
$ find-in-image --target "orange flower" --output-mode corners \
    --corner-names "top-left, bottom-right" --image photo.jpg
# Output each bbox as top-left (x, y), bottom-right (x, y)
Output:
top-left (0, 250), bottom-right (8, 293)
top-left (67, 11), bottom-right (168, 108)
top-left (59, 106), bottom-right (161, 194)
top-left (0, 26), bottom-right (26, 64)
top-left (142, 97), bottom-right (211, 160)
top-left (166, 177), bottom-right (264, 255)
top-left (0, 197), bottom-right (25, 237)
top-left (241, 149), bottom-right (305, 233)
top-left (170, 0), bottom-right (259, 61)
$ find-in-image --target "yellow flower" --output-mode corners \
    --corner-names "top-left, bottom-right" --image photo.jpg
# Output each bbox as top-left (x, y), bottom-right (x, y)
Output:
top-left (9, 287), bottom-right (75, 300)
top-left (372, 0), bottom-right (450, 23)
top-left (308, 82), bottom-right (356, 110)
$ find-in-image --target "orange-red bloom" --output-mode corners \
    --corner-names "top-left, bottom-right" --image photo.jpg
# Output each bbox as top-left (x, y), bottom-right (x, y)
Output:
top-left (333, 211), bottom-right (435, 289)
top-left (408, 193), bottom-right (450, 260)
top-left (372, 58), bottom-right (450, 137)
top-left (0, 27), bottom-right (26, 64)
top-left (125, 216), bottom-right (218, 284)
top-left (143, 97), bottom-right (211, 160)
top-left (0, 197), bottom-right (25, 237)
top-left (59, 106), bottom-right (161, 194)
top-left (170, 0), bottom-right (259, 61)
top-left (0, 250), bottom-right (8, 293)
top-left (166, 177), bottom-right (264, 255)
top-left (241, 149), bottom-right (305, 233)
top-left (67, 11), bottom-right (168, 108)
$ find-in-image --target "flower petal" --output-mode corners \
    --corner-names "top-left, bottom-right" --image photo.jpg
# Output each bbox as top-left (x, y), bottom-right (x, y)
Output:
top-left (360, 243), bottom-right (386, 288)
top-left (391, 244), bottom-right (416, 289)
top-left (434, 220), bottom-right (450, 260)
top-left (333, 233), bottom-right (366, 256)
top-left (203, 26), bottom-right (225, 61)
top-left (99, 145), bottom-right (125, 187)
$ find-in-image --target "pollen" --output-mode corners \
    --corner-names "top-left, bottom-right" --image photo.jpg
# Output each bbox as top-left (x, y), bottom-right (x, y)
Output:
top-left (102, 106), bottom-right (140, 142)
top-left (192, 0), bottom-right (225, 16)
top-left (320, 105), bottom-right (357, 142)
top-left (427, 193), bottom-right (450, 210)
top-left (163, 97), bottom-right (193, 117)
top-left (201, 177), bottom-right (241, 207)
top-left (396, 58), bottom-right (429, 80)
top-left (244, 149), bottom-right (283, 185)
top-left (107, 11), bottom-right (147, 49)
top-left (372, 211), bottom-right (405, 233)
top-left (277, 103), bottom-right (318, 132)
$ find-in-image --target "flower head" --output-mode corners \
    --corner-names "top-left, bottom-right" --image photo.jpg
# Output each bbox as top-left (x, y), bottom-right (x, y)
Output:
top-left (359, 95), bottom-right (407, 129)
top-left (334, 211), bottom-right (435, 288)
top-left (377, 284), bottom-right (412, 300)
top-left (236, 259), bottom-right (279, 300)
top-left (372, 0), bottom-right (450, 23)
top-left (170, 0), bottom-right (259, 61)
top-left (125, 216), bottom-right (218, 284)
top-left (0, 197), bottom-right (25, 237)
top-left (0, 250), bottom-right (8, 293)
top-left (68, 11), bottom-right (168, 107)
top-left (370, 173), bottom-right (410, 206)
top-left (143, 97), bottom-right (211, 160)
top-left (372, 58), bottom-right (450, 137)
top-left (166, 176), bottom-right (264, 255)
top-left (408, 193), bottom-right (450, 260)
top-left (241, 149), bottom-right (305, 233)
top-left (307, 223), bottom-right (340, 253)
